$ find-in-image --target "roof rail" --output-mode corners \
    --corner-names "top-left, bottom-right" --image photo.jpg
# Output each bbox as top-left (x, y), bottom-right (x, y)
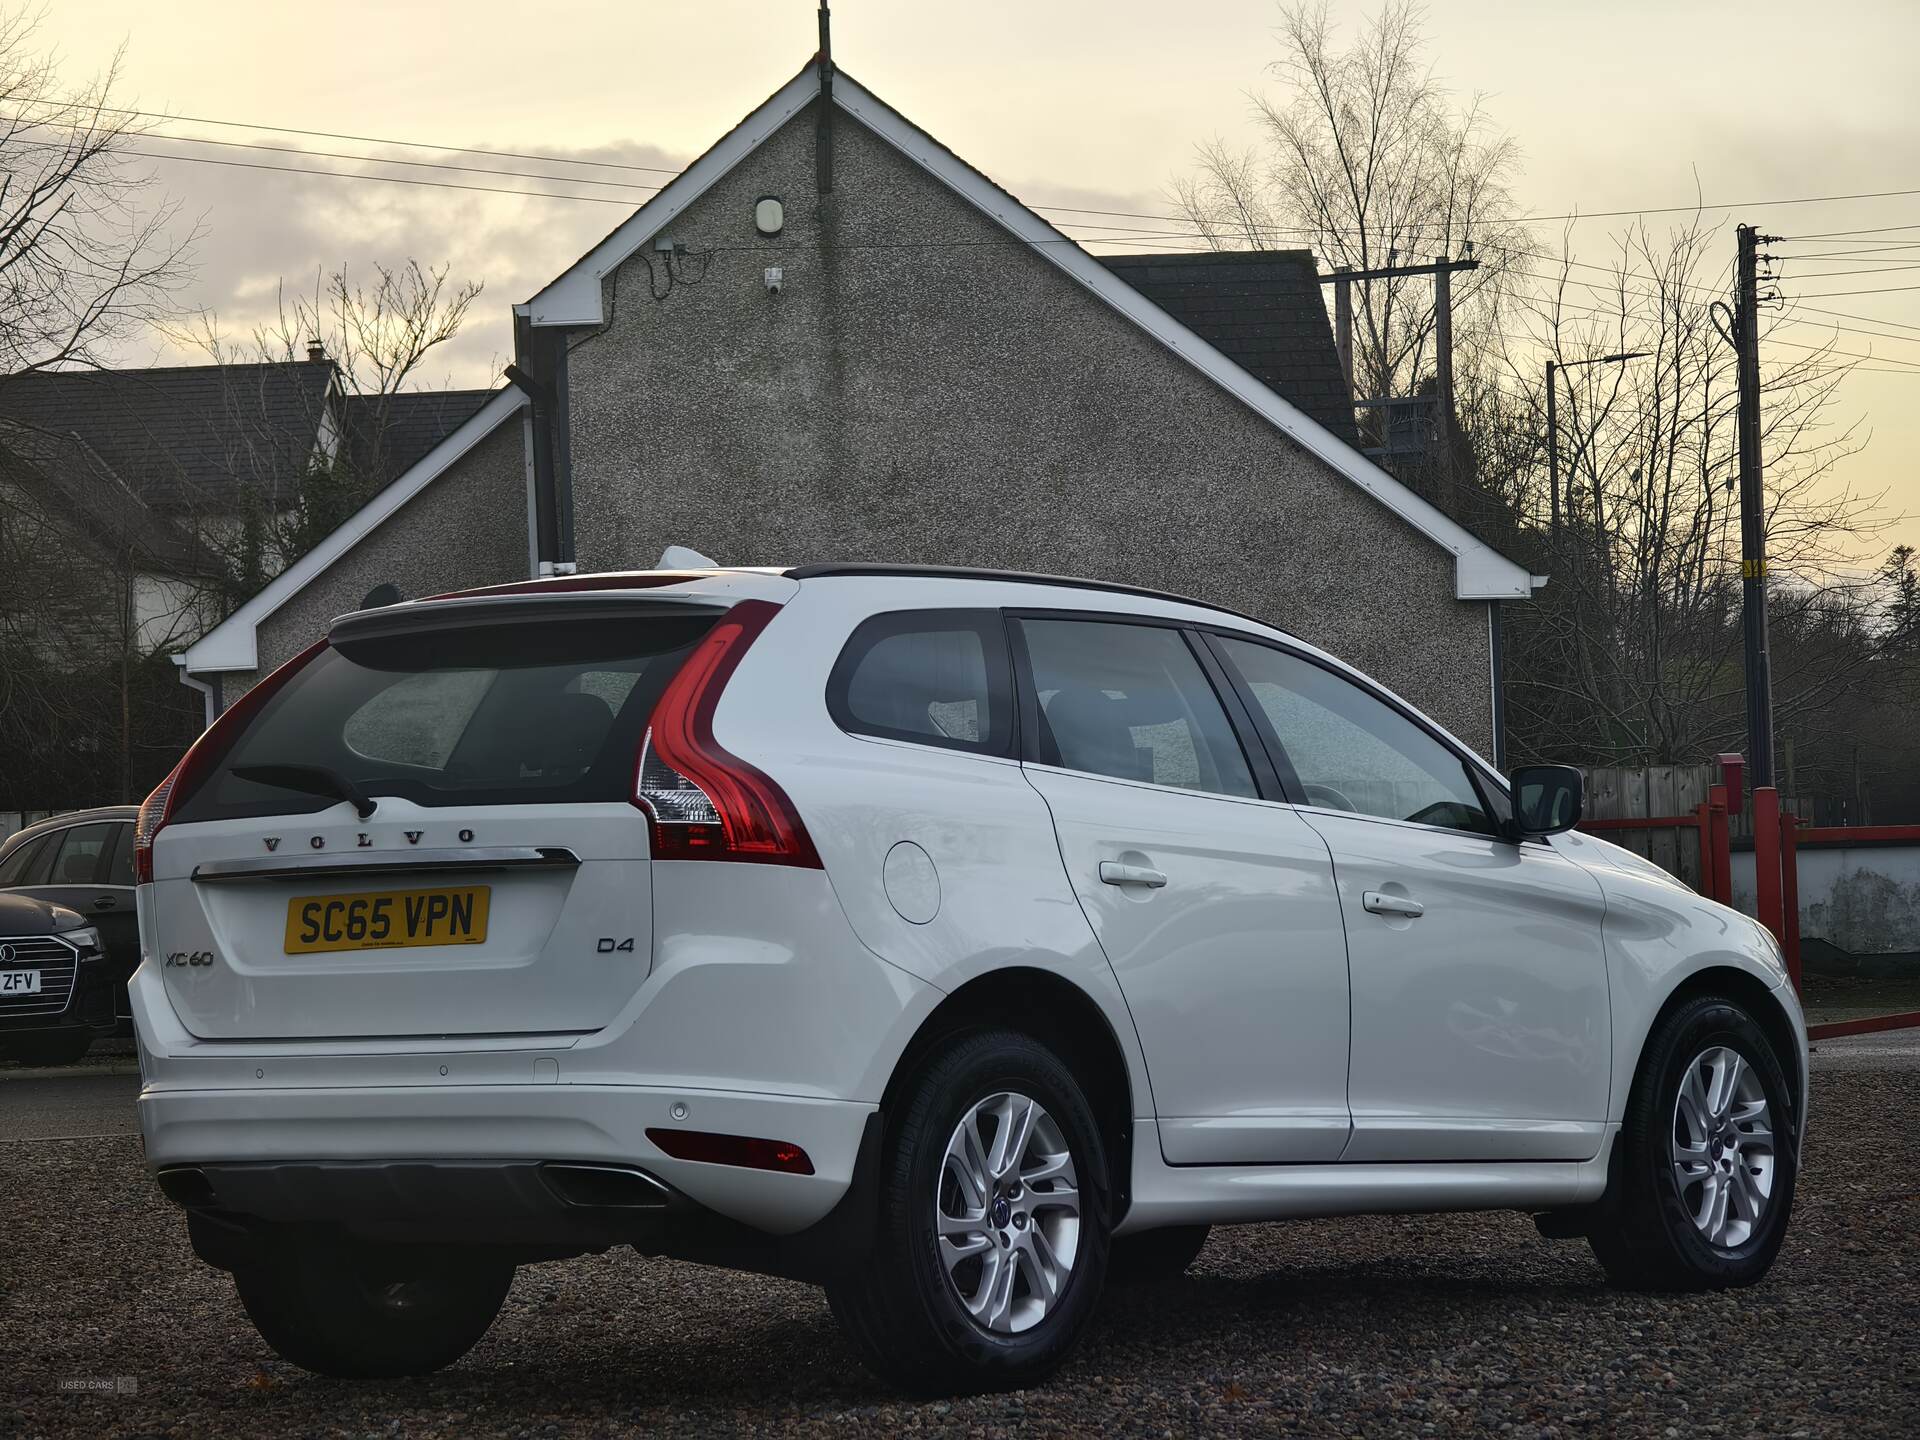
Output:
top-left (780, 564), bottom-right (1272, 628)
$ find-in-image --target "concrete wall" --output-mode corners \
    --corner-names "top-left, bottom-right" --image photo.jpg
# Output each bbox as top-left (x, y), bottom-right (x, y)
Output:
top-left (210, 417), bottom-right (527, 706)
top-left (563, 101), bottom-right (1499, 754)
top-left (1733, 841), bottom-right (1920, 966)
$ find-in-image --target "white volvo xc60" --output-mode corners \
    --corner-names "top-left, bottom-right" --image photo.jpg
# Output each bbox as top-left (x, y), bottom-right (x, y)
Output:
top-left (132, 566), bottom-right (1805, 1392)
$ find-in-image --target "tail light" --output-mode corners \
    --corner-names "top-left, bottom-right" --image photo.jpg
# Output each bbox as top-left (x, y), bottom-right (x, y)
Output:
top-left (632, 599), bottom-right (820, 867)
top-left (134, 639), bottom-right (330, 884)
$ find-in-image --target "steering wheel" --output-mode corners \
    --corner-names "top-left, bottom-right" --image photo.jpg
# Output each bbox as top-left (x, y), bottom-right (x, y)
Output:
top-left (1303, 782), bottom-right (1358, 812)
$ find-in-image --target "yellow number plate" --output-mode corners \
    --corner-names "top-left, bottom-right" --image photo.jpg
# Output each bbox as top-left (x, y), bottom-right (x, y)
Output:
top-left (284, 887), bottom-right (490, 954)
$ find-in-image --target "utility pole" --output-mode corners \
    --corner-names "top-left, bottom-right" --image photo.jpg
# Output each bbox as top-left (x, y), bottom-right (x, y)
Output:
top-left (1320, 255), bottom-right (1478, 455)
top-left (1735, 222), bottom-right (1777, 788)
top-left (1546, 359), bottom-right (1559, 532)
top-left (1332, 266), bottom-right (1353, 397)
top-left (1545, 351), bottom-right (1648, 535)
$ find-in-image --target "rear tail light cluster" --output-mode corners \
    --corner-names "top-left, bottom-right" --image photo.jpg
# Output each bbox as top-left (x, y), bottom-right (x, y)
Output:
top-left (134, 639), bottom-right (330, 884)
top-left (632, 599), bottom-right (821, 867)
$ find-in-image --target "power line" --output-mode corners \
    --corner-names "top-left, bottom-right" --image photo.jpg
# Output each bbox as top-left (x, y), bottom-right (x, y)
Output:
top-left (29, 92), bottom-right (1920, 243)
top-left (7, 117), bottom-right (666, 195)
top-left (120, 146), bottom-right (646, 205)
top-left (4, 94), bottom-right (686, 176)
top-left (1783, 282), bottom-right (1920, 299)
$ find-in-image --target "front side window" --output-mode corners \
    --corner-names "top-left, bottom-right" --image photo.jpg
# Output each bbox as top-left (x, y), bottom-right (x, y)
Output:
top-left (0, 832), bottom-right (52, 886)
top-left (827, 610), bottom-right (1013, 756)
top-left (47, 823), bottom-right (113, 885)
top-left (1216, 637), bottom-right (1496, 835)
top-left (1018, 618), bottom-right (1256, 798)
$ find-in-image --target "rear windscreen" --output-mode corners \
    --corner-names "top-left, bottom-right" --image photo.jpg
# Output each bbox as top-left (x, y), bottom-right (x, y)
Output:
top-left (174, 612), bottom-right (717, 822)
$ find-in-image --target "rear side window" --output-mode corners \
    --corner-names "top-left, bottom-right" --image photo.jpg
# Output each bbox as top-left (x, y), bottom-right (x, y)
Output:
top-left (172, 610), bottom-right (718, 822)
top-left (827, 610), bottom-right (1013, 756)
top-left (105, 823), bottom-right (136, 886)
top-left (1017, 618), bottom-right (1257, 798)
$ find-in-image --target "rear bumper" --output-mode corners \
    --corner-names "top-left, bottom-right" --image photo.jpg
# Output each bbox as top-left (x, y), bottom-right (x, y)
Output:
top-left (139, 1080), bottom-right (875, 1236)
top-left (161, 1115), bottom-right (883, 1283)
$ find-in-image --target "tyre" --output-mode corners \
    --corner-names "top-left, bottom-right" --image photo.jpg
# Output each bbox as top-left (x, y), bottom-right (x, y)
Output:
top-left (1108, 1224), bottom-right (1209, 1284)
top-left (827, 1028), bottom-right (1111, 1394)
top-left (2, 1031), bottom-right (92, 1066)
top-left (1588, 993), bottom-right (1797, 1290)
top-left (233, 1238), bottom-right (514, 1378)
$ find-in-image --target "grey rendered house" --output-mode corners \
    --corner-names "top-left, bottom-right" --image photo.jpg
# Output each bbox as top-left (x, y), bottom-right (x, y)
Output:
top-left (178, 58), bottom-right (1537, 759)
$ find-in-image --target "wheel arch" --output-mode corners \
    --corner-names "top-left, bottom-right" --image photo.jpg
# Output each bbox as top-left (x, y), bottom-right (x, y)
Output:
top-left (1634, 966), bottom-right (1805, 1138)
top-left (879, 965), bottom-right (1138, 1226)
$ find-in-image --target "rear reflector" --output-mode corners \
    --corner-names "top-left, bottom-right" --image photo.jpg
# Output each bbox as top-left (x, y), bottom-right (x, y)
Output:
top-left (645, 1128), bottom-right (816, 1175)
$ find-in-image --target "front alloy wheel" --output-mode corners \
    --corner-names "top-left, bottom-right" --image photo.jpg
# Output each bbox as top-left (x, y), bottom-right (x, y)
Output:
top-left (936, 1091), bottom-right (1081, 1334)
top-left (1588, 993), bottom-right (1797, 1290)
top-left (1670, 1045), bottom-right (1777, 1249)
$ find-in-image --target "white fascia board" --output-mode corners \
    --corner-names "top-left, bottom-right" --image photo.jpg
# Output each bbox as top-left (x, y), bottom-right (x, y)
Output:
top-left (832, 74), bottom-right (1533, 603)
top-left (181, 387), bottom-right (529, 675)
top-left (524, 68), bottom-right (822, 327)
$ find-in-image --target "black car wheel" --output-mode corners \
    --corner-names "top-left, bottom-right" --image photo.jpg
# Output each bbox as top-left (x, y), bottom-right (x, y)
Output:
top-left (1108, 1224), bottom-right (1210, 1284)
top-left (827, 1028), bottom-right (1111, 1394)
top-left (1588, 993), bottom-right (1798, 1290)
top-left (234, 1238), bottom-right (514, 1378)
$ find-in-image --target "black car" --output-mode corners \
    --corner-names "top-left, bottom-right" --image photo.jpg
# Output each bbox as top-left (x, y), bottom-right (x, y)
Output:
top-left (0, 891), bottom-right (115, 1064)
top-left (0, 806), bottom-right (140, 1045)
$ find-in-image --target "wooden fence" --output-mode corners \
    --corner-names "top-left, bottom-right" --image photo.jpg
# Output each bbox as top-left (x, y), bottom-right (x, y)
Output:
top-left (1580, 765), bottom-right (1713, 890)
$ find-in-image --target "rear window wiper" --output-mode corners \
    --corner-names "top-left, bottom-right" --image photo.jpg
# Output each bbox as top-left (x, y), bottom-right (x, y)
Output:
top-left (229, 763), bottom-right (380, 819)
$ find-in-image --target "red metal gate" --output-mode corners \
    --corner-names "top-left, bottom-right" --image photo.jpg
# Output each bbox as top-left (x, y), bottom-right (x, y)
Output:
top-left (1580, 774), bottom-right (1920, 1039)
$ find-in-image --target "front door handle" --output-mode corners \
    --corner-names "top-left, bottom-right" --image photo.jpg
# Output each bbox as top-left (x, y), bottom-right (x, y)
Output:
top-left (1099, 861), bottom-right (1168, 888)
top-left (1362, 890), bottom-right (1425, 919)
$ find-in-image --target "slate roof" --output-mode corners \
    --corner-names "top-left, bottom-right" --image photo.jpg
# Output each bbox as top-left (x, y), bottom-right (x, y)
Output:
top-left (0, 360), bottom-right (335, 514)
top-left (1097, 251), bottom-right (1357, 444)
top-left (341, 389), bottom-right (495, 491)
top-left (0, 422), bottom-right (207, 573)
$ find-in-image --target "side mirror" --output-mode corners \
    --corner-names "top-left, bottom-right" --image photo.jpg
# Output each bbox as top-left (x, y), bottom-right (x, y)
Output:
top-left (1508, 764), bottom-right (1583, 839)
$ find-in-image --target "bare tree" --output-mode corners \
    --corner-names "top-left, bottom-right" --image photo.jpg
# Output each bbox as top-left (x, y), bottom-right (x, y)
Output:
top-left (172, 258), bottom-right (484, 567)
top-left (0, 6), bottom-right (193, 383)
top-left (1173, 0), bottom-right (1525, 404)
top-left (1499, 217), bottom-right (1889, 768)
top-left (243, 259), bottom-right (483, 400)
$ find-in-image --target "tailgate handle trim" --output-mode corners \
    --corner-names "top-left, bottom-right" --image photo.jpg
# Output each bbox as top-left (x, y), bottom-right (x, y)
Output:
top-left (190, 846), bottom-right (581, 884)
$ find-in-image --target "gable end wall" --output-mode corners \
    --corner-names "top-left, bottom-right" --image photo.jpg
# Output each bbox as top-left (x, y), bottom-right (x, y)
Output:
top-left (563, 101), bottom-right (1496, 754)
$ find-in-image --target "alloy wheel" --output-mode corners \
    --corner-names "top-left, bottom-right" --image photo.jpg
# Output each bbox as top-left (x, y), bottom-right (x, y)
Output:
top-left (1671, 1044), bottom-right (1776, 1249)
top-left (935, 1090), bottom-right (1081, 1334)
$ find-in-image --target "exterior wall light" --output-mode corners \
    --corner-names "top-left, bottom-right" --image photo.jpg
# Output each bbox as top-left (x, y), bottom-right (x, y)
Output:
top-left (755, 196), bottom-right (784, 237)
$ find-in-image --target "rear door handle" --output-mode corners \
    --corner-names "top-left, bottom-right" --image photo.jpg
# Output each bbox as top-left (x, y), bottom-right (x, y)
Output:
top-left (93, 896), bottom-right (118, 910)
top-left (1099, 862), bottom-right (1168, 889)
top-left (1362, 890), bottom-right (1425, 918)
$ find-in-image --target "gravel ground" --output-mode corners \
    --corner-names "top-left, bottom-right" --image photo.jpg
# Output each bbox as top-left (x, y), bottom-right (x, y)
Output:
top-left (5, 1053), bottom-right (1916, 1439)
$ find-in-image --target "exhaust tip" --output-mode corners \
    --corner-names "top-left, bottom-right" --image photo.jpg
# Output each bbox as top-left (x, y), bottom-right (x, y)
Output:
top-left (540, 1163), bottom-right (670, 1210)
top-left (156, 1167), bottom-right (217, 1208)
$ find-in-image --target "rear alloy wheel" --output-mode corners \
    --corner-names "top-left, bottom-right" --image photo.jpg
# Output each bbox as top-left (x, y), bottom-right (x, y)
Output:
top-left (827, 1029), bottom-right (1110, 1394)
top-left (234, 1239), bottom-right (514, 1378)
top-left (1588, 994), bottom-right (1797, 1290)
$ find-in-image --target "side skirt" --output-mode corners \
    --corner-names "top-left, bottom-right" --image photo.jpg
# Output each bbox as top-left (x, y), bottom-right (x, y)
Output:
top-left (1117, 1120), bottom-right (1616, 1234)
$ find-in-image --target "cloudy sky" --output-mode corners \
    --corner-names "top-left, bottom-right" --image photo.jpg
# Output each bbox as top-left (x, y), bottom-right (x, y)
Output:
top-left (38, 0), bottom-right (1920, 554)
